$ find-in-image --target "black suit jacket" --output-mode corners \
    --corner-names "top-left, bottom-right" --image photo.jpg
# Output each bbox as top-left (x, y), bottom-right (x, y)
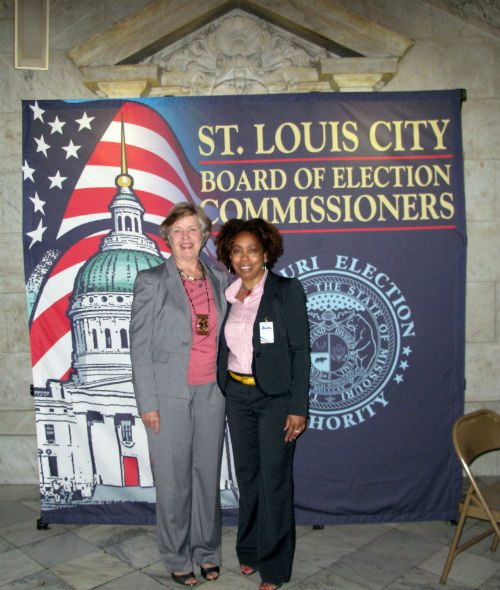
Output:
top-left (217, 271), bottom-right (310, 417)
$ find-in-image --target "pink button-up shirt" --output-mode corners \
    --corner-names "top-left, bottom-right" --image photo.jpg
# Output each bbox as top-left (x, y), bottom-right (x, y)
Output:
top-left (224, 270), bottom-right (268, 375)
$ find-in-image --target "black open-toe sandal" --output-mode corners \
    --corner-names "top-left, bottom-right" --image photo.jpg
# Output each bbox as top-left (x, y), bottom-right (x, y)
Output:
top-left (240, 564), bottom-right (257, 576)
top-left (171, 572), bottom-right (197, 586)
top-left (200, 565), bottom-right (220, 581)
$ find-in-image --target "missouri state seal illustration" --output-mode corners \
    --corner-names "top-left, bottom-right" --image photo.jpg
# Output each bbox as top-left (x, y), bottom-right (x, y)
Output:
top-left (295, 255), bottom-right (415, 430)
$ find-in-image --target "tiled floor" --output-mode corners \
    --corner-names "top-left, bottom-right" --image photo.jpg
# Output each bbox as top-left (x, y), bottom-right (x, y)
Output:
top-left (0, 484), bottom-right (498, 589)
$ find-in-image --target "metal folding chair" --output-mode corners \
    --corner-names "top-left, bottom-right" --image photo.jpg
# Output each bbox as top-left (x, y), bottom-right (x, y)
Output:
top-left (440, 409), bottom-right (500, 584)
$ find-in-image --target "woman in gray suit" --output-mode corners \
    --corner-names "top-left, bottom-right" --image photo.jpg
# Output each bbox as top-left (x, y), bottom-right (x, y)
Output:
top-left (130, 202), bottom-right (229, 587)
top-left (216, 218), bottom-right (310, 590)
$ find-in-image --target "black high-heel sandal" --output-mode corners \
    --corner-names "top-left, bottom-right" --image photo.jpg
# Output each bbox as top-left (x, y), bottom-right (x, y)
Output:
top-left (200, 565), bottom-right (220, 581)
top-left (171, 572), bottom-right (197, 586)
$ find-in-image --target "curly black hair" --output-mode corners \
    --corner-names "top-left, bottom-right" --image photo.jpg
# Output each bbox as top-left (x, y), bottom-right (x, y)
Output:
top-left (215, 218), bottom-right (284, 270)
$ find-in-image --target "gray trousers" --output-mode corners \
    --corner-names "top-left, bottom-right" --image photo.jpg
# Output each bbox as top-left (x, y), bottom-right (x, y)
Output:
top-left (146, 381), bottom-right (225, 573)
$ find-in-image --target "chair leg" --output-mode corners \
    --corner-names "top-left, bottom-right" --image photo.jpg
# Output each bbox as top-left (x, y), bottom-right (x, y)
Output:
top-left (490, 534), bottom-right (499, 552)
top-left (440, 501), bottom-right (470, 585)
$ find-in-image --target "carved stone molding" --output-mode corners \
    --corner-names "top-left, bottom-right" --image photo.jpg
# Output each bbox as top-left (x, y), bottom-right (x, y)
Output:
top-left (80, 64), bottom-right (161, 98)
top-left (67, 0), bottom-right (414, 97)
top-left (143, 10), bottom-right (335, 95)
top-left (319, 56), bottom-right (399, 92)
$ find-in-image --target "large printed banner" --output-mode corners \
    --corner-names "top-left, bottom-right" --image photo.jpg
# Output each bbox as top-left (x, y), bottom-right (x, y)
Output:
top-left (22, 91), bottom-right (465, 525)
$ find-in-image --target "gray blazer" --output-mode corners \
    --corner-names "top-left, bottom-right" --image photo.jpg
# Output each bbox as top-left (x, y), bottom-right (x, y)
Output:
top-left (130, 255), bottom-right (229, 414)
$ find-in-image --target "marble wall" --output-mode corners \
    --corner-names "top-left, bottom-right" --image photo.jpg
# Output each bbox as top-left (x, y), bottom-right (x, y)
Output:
top-left (0, 0), bottom-right (498, 483)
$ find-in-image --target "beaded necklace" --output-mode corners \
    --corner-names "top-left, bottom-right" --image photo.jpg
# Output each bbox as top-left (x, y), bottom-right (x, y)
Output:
top-left (179, 266), bottom-right (210, 335)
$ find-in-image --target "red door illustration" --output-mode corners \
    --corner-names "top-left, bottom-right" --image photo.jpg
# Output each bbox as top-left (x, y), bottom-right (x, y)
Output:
top-left (123, 456), bottom-right (139, 486)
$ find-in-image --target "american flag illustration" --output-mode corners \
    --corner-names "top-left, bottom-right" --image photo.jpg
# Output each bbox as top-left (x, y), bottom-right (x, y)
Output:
top-left (23, 99), bottom-right (203, 388)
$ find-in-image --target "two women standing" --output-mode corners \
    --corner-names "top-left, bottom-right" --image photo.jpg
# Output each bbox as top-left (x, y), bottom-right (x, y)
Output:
top-left (131, 208), bottom-right (310, 590)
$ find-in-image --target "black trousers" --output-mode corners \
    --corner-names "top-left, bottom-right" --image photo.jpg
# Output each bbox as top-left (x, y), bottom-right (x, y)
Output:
top-left (225, 377), bottom-right (296, 584)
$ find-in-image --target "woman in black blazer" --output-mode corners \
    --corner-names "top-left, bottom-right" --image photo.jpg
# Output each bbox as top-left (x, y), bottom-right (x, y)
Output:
top-left (215, 218), bottom-right (310, 590)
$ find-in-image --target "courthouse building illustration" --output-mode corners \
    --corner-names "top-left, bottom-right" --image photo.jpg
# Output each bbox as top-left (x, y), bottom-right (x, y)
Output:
top-left (34, 126), bottom-right (237, 507)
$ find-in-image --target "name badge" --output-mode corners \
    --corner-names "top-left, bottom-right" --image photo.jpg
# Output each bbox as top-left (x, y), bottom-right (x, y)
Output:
top-left (259, 321), bottom-right (274, 344)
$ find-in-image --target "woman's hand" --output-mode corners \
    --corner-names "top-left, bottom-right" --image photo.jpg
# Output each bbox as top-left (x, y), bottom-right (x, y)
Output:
top-left (284, 414), bottom-right (306, 442)
top-left (141, 410), bottom-right (160, 434)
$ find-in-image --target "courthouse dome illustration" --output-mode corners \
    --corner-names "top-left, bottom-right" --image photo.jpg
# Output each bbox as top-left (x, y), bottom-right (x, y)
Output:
top-left (67, 119), bottom-right (164, 385)
top-left (73, 248), bottom-right (161, 295)
top-left (73, 160), bottom-right (163, 298)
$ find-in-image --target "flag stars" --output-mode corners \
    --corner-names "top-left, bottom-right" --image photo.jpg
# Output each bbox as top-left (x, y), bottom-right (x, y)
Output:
top-left (75, 112), bottom-right (95, 131)
top-left (22, 160), bottom-right (35, 181)
top-left (26, 219), bottom-right (47, 248)
top-left (30, 192), bottom-right (46, 214)
top-left (62, 139), bottom-right (81, 159)
top-left (48, 116), bottom-right (66, 135)
top-left (34, 135), bottom-right (50, 157)
top-left (30, 101), bottom-right (45, 122)
top-left (48, 170), bottom-right (67, 189)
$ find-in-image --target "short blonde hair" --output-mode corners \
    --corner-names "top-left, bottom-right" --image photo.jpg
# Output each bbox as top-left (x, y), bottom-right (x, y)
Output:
top-left (159, 202), bottom-right (212, 247)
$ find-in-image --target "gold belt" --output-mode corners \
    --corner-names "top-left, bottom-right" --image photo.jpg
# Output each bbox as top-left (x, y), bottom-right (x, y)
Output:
top-left (228, 370), bottom-right (256, 385)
